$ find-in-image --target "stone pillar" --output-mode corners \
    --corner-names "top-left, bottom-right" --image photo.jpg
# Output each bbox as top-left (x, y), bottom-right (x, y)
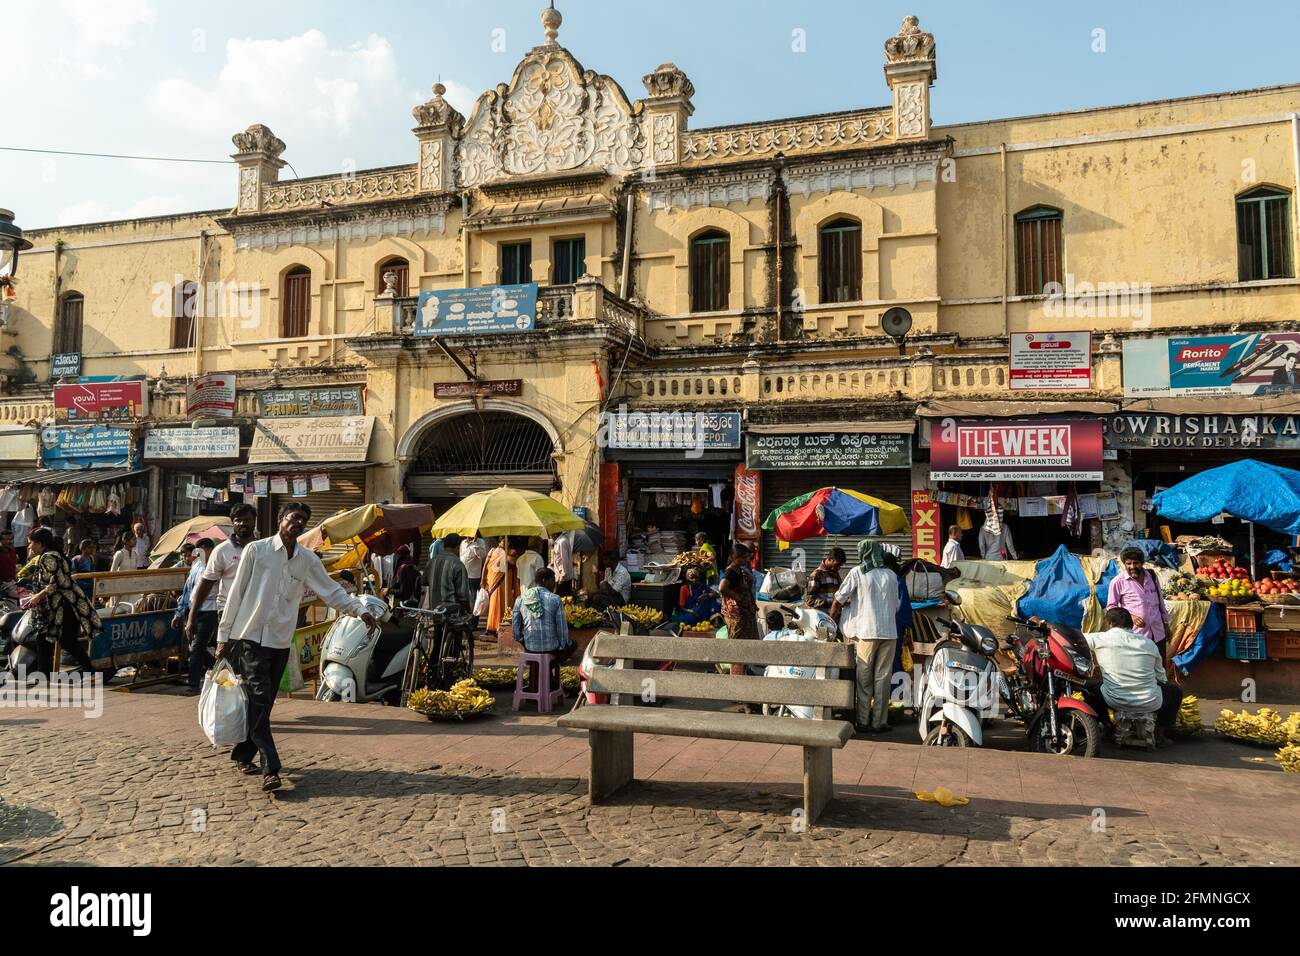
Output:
top-left (883, 16), bottom-right (937, 142)
top-left (740, 357), bottom-right (763, 403)
top-left (639, 64), bottom-right (695, 170)
top-left (574, 273), bottom-right (604, 322)
top-left (230, 125), bottom-right (286, 215)
top-left (412, 84), bottom-right (464, 193)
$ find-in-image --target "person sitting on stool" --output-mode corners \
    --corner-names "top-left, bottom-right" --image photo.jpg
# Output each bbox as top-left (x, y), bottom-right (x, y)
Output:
top-left (511, 567), bottom-right (576, 664)
top-left (1083, 606), bottom-right (1183, 747)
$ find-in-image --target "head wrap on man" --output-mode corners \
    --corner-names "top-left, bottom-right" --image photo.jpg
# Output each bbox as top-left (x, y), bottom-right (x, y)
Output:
top-left (858, 539), bottom-right (887, 571)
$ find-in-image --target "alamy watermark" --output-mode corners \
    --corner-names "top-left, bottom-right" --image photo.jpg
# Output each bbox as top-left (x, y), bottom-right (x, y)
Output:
top-left (1044, 273), bottom-right (1152, 322)
top-left (1, 668), bottom-right (104, 719)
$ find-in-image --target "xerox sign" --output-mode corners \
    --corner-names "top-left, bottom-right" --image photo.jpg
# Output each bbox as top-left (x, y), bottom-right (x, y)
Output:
top-left (930, 419), bottom-right (1104, 480)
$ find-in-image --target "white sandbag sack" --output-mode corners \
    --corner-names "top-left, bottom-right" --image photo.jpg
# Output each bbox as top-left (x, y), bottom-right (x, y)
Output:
top-left (198, 660), bottom-right (247, 748)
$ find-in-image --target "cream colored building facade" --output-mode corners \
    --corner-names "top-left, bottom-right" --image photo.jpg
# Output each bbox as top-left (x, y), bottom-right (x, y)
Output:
top-left (2, 9), bottom-right (1299, 558)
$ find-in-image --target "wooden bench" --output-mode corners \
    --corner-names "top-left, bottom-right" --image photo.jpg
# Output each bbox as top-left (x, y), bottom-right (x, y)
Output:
top-left (556, 632), bottom-right (856, 825)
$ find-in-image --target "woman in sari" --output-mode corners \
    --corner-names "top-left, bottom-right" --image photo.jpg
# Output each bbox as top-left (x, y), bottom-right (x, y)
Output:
top-left (484, 537), bottom-right (518, 638)
top-left (19, 527), bottom-right (103, 677)
top-left (674, 567), bottom-right (720, 625)
top-left (694, 532), bottom-right (718, 582)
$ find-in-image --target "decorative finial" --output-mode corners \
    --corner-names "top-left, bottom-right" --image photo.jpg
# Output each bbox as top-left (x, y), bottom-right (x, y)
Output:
top-left (542, 3), bottom-right (562, 44)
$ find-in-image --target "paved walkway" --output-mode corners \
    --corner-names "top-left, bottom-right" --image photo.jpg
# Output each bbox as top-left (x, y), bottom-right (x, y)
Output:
top-left (1, 683), bottom-right (1298, 865)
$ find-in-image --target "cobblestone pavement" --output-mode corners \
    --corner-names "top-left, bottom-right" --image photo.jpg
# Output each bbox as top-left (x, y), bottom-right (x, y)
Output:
top-left (0, 725), bottom-right (1292, 867)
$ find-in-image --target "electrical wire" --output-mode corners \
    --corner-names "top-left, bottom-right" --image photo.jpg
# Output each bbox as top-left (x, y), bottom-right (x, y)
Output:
top-left (0, 146), bottom-right (234, 165)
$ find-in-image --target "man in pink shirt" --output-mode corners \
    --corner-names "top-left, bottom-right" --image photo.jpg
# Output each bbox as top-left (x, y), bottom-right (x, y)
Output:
top-left (1107, 547), bottom-right (1171, 662)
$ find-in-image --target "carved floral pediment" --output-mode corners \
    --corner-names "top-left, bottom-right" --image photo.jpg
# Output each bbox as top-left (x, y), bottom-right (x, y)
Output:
top-left (456, 45), bottom-right (646, 187)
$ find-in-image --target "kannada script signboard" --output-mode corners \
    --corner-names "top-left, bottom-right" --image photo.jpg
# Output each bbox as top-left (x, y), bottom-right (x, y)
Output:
top-left (144, 427), bottom-right (240, 460)
top-left (414, 284), bottom-right (538, 336)
top-left (1009, 332), bottom-right (1092, 390)
top-left (257, 386), bottom-right (365, 418)
top-left (248, 416), bottom-right (375, 464)
top-left (187, 373), bottom-right (237, 419)
top-left (744, 432), bottom-right (912, 470)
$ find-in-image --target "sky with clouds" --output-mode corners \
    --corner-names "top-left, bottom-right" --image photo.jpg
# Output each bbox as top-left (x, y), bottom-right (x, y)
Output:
top-left (5, 0), bottom-right (1299, 229)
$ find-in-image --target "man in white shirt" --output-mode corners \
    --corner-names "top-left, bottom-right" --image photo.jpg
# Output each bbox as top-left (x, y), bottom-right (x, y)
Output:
top-left (174, 537), bottom-right (220, 695)
top-left (830, 540), bottom-right (901, 733)
top-left (459, 535), bottom-right (487, 593)
top-left (217, 501), bottom-right (376, 791)
top-left (132, 520), bottom-right (152, 569)
top-left (1083, 606), bottom-right (1182, 745)
top-left (516, 540), bottom-right (545, 592)
top-left (941, 525), bottom-right (965, 569)
top-left (186, 503), bottom-right (257, 635)
top-left (550, 531), bottom-right (575, 597)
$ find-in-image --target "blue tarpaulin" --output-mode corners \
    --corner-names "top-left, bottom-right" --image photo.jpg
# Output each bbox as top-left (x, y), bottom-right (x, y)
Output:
top-left (1173, 601), bottom-right (1225, 674)
top-left (1119, 539), bottom-right (1180, 570)
top-left (1016, 545), bottom-right (1092, 629)
top-left (1152, 460), bottom-right (1300, 535)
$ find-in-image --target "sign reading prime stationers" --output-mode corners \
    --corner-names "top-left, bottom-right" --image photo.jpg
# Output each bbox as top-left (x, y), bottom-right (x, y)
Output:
top-left (745, 433), bottom-right (912, 471)
top-left (1105, 413), bottom-right (1300, 450)
top-left (258, 386), bottom-right (365, 419)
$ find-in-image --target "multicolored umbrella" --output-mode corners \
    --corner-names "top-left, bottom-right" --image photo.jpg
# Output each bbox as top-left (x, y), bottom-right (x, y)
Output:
top-left (150, 517), bottom-right (232, 558)
top-left (762, 487), bottom-right (910, 543)
top-left (300, 503), bottom-right (434, 558)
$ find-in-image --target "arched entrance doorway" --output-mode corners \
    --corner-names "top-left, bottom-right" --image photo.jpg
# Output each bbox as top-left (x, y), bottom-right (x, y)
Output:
top-left (404, 409), bottom-right (560, 511)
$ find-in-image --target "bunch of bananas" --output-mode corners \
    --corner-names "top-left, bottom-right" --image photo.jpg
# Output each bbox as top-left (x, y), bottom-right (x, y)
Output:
top-left (616, 604), bottom-right (664, 628)
top-left (565, 604), bottom-right (604, 629)
top-left (472, 667), bottom-right (519, 688)
top-left (408, 679), bottom-right (495, 716)
top-left (560, 666), bottom-right (582, 693)
top-left (1172, 695), bottom-right (1203, 737)
top-left (1214, 707), bottom-right (1300, 747)
top-left (1277, 743), bottom-right (1300, 773)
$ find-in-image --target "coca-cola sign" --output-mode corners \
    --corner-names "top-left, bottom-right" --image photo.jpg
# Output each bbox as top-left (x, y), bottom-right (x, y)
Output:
top-left (733, 465), bottom-right (762, 556)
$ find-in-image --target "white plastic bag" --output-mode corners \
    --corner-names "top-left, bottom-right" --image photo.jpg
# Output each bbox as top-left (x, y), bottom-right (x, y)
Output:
top-left (198, 660), bottom-right (248, 748)
top-left (472, 587), bottom-right (489, 617)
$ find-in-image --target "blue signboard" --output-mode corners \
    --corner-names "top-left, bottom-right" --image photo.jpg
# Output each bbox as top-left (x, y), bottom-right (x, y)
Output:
top-left (41, 425), bottom-right (135, 470)
top-left (413, 284), bottom-right (538, 336)
top-left (91, 610), bottom-right (182, 665)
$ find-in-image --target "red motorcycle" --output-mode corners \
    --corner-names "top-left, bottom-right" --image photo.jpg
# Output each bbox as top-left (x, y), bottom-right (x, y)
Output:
top-left (1002, 615), bottom-right (1102, 757)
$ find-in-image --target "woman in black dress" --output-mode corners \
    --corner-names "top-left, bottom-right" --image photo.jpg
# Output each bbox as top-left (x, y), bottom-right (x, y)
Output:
top-left (19, 527), bottom-right (103, 676)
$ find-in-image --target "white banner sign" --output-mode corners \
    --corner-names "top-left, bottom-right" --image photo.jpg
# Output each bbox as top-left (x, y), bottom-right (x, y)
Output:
top-left (144, 427), bottom-right (240, 460)
top-left (187, 373), bottom-right (237, 419)
top-left (1009, 332), bottom-right (1092, 390)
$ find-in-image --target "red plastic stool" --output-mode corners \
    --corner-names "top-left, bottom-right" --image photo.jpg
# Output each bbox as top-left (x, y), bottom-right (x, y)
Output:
top-left (513, 652), bottom-right (566, 714)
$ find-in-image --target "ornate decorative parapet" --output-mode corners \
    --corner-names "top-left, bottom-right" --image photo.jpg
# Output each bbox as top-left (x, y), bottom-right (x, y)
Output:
top-left (683, 111), bottom-right (892, 163)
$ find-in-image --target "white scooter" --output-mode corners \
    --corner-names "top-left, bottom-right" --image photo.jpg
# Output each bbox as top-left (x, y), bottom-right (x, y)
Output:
top-left (316, 595), bottom-right (412, 705)
top-left (917, 590), bottom-right (1001, 747)
top-left (761, 605), bottom-right (839, 719)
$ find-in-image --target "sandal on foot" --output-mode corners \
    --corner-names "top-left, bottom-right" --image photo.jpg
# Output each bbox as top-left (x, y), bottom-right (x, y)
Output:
top-left (236, 762), bottom-right (259, 776)
top-left (262, 774), bottom-right (282, 792)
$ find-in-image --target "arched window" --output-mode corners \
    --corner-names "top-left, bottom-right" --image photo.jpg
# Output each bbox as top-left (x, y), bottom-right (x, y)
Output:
top-left (1237, 186), bottom-right (1293, 281)
top-left (378, 257), bottom-right (409, 297)
top-left (55, 291), bottom-right (84, 354)
top-left (172, 280), bottom-right (199, 349)
top-left (690, 230), bottom-right (730, 313)
top-left (819, 217), bottom-right (862, 303)
top-left (281, 266), bottom-right (311, 338)
top-left (1014, 206), bottom-right (1063, 296)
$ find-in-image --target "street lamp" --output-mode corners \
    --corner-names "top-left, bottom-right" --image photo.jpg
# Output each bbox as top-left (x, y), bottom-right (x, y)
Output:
top-left (0, 209), bottom-right (32, 328)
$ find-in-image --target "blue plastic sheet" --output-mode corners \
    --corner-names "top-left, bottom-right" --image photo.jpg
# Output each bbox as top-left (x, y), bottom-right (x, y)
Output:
top-left (1119, 539), bottom-right (1179, 570)
top-left (1152, 460), bottom-right (1300, 535)
top-left (1016, 545), bottom-right (1092, 629)
top-left (1173, 601), bottom-right (1225, 675)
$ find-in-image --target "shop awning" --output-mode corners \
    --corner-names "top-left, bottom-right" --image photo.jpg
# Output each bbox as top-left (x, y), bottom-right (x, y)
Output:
top-left (1121, 396), bottom-right (1300, 415)
top-left (2, 468), bottom-right (148, 487)
top-left (746, 421), bottom-right (916, 434)
top-left (918, 400), bottom-right (1118, 417)
top-left (212, 461), bottom-right (378, 475)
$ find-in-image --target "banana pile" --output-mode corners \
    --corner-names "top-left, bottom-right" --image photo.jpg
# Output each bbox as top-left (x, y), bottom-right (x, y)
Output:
top-left (1214, 707), bottom-right (1300, 747)
top-left (408, 679), bottom-right (495, 716)
top-left (564, 604), bottom-right (604, 629)
top-left (1172, 695), bottom-right (1203, 737)
top-left (616, 604), bottom-right (664, 628)
top-left (560, 666), bottom-right (581, 692)
top-left (472, 667), bottom-right (519, 688)
top-left (1277, 744), bottom-right (1300, 774)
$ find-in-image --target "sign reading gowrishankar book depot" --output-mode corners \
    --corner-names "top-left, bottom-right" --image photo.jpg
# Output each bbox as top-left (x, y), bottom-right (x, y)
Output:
top-left (745, 432), bottom-right (912, 470)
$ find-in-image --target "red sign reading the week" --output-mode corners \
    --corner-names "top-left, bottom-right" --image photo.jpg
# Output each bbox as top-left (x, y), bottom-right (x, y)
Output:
top-left (911, 490), bottom-right (940, 564)
top-left (930, 418), bottom-right (1103, 481)
top-left (53, 381), bottom-right (149, 423)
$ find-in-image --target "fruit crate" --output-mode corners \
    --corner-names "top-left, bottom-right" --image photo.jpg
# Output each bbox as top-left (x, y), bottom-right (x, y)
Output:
top-left (1263, 605), bottom-right (1300, 631)
top-left (1225, 607), bottom-right (1261, 632)
top-left (1266, 631), bottom-right (1300, 661)
top-left (1224, 631), bottom-right (1267, 661)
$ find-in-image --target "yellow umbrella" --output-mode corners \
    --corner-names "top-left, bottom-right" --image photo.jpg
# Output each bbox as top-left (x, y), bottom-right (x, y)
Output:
top-left (431, 487), bottom-right (585, 539)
